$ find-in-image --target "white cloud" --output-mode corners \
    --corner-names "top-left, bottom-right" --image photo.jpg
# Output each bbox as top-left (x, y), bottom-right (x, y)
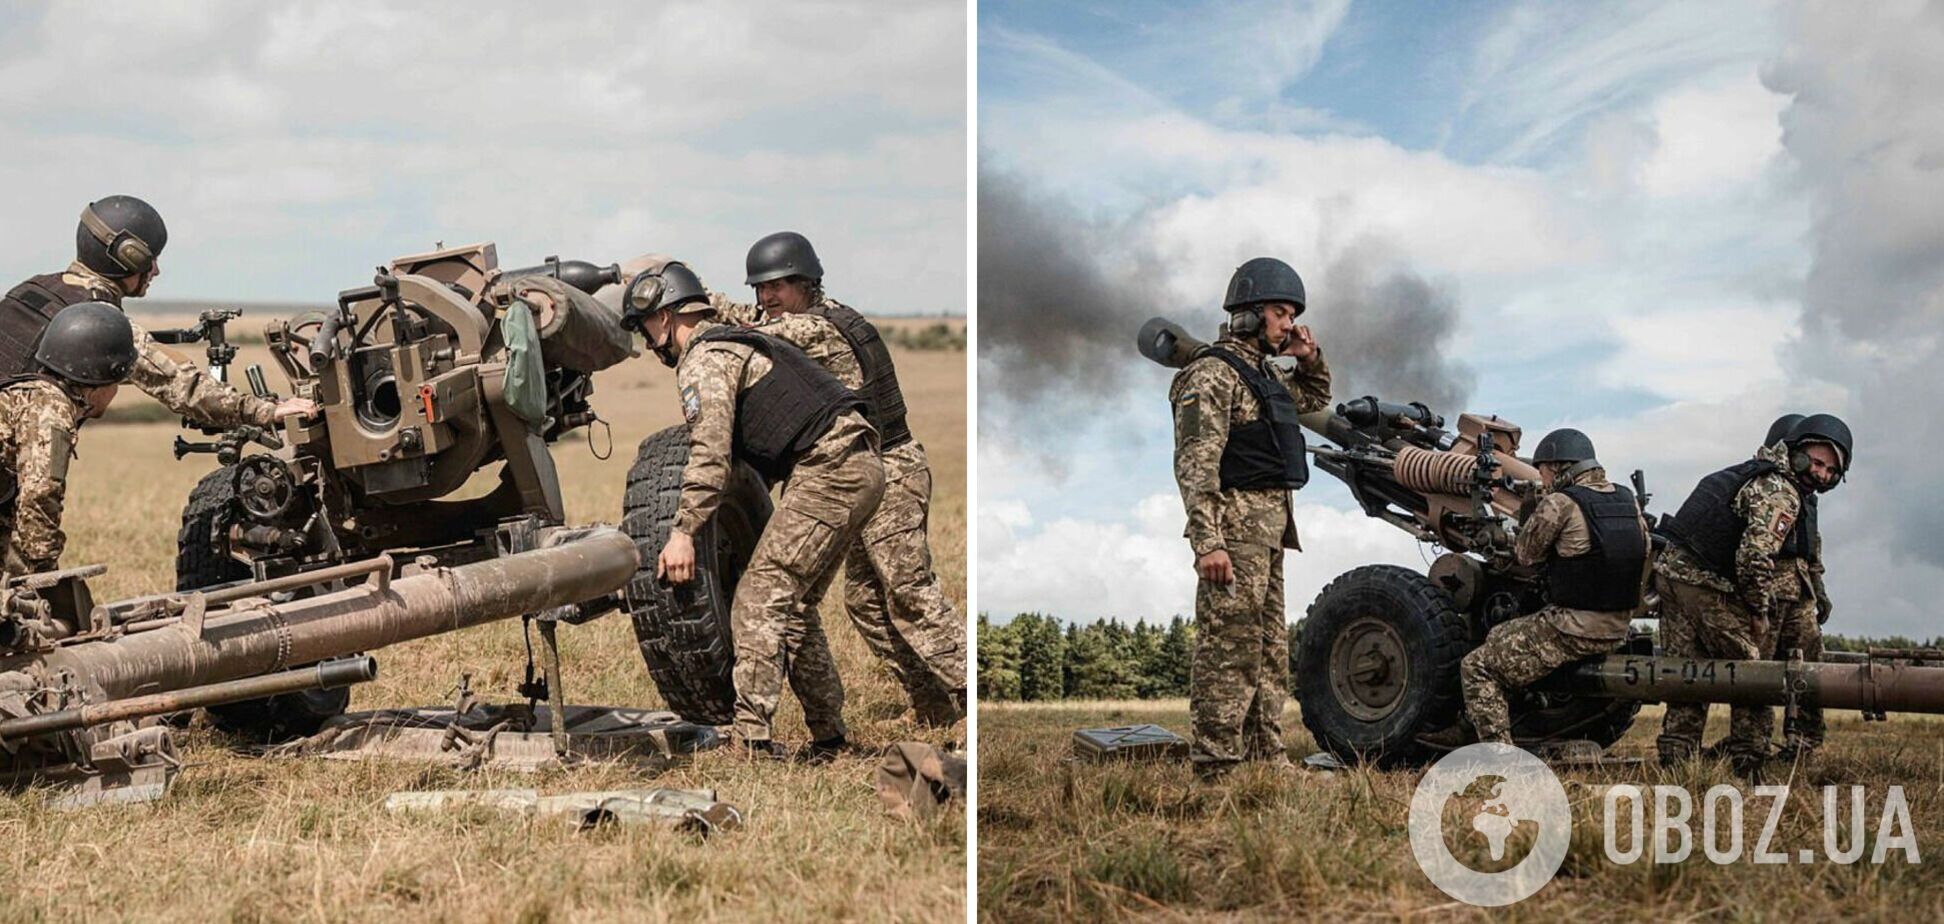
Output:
top-left (1639, 70), bottom-right (1788, 198)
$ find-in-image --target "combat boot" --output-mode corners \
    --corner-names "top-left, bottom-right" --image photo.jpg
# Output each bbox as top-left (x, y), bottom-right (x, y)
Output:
top-left (801, 734), bottom-right (855, 765)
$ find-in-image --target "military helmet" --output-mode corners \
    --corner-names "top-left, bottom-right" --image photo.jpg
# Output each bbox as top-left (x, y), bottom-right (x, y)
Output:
top-left (1532, 428), bottom-right (1597, 465)
top-left (76, 195), bottom-right (167, 277)
top-left (1223, 257), bottom-right (1306, 314)
top-left (744, 231), bottom-right (823, 285)
top-left (620, 262), bottom-right (712, 327)
top-left (1765, 413), bottom-right (1805, 449)
top-left (1788, 413), bottom-right (1853, 472)
top-left (35, 302), bottom-right (136, 386)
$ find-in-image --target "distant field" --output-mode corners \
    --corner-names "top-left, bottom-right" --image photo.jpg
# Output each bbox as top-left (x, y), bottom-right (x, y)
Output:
top-left (0, 323), bottom-right (967, 922)
top-left (979, 699), bottom-right (1944, 922)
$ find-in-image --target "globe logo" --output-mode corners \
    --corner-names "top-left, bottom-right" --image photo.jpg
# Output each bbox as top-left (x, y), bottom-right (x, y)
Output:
top-left (1408, 742), bottom-right (1572, 907)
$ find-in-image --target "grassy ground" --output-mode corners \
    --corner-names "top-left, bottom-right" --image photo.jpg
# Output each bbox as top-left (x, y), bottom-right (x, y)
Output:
top-left (979, 699), bottom-right (1944, 921)
top-left (0, 316), bottom-right (965, 922)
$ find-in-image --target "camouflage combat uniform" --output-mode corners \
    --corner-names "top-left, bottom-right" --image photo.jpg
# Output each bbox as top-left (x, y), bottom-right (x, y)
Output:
top-left (1170, 335), bottom-right (1330, 776)
top-left (0, 378), bottom-right (86, 577)
top-left (1655, 442), bottom-right (1802, 766)
top-left (748, 305), bottom-right (966, 725)
top-left (0, 264), bottom-right (277, 429)
top-left (1770, 471), bottom-right (1828, 753)
top-left (1460, 468), bottom-right (1649, 744)
top-left (673, 319), bottom-right (886, 746)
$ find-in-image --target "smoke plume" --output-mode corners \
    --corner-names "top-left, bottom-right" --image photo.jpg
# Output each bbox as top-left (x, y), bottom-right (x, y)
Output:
top-left (977, 167), bottom-right (1475, 423)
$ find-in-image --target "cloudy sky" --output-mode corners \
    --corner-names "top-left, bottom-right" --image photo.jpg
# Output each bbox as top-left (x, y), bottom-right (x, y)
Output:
top-left (978, 0), bottom-right (1944, 637)
top-left (0, 1), bottom-right (965, 314)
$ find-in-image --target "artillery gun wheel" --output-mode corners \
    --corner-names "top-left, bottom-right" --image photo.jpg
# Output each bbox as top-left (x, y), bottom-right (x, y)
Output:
top-left (1296, 565), bottom-right (1469, 767)
top-left (622, 425), bottom-right (771, 725)
top-left (176, 465), bottom-right (351, 743)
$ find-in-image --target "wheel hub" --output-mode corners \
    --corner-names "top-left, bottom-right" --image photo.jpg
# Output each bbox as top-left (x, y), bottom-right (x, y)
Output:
top-left (1327, 616), bottom-right (1409, 721)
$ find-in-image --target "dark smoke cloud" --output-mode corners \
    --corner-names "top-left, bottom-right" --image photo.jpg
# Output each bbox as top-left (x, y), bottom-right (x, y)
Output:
top-left (977, 167), bottom-right (1475, 427)
top-left (1764, 2), bottom-right (1944, 566)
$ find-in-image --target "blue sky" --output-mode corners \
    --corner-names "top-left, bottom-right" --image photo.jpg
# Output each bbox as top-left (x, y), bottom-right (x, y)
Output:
top-left (0, 1), bottom-right (965, 315)
top-left (978, 0), bottom-right (1944, 636)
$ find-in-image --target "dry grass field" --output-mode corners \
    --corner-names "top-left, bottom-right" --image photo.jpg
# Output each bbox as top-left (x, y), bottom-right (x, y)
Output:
top-left (0, 310), bottom-right (965, 923)
top-left (979, 699), bottom-right (1944, 922)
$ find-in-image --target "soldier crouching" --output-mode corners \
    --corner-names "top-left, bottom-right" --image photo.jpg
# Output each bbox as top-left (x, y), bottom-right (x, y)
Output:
top-left (1452, 429), bottom-right (1649, 746)
top-left (623, 274), bottom-right (885, 760)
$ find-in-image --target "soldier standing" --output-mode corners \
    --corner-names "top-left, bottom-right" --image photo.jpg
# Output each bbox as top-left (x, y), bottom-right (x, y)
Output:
top-left (0, 303), bottom-right (138, 577)
top-left (0, 196), bottom-right (315, 429)
top-left (1764, 414), bottom-right (1842, 760)
top-left (1448, 429), bottom-right (1649, 746)
top-left (1169, 257), bottom-right (1330, 780)
top-left (626, 277), bottom-right (886, 758)
top-left (725, 232), bottom-right (966, 726)
top-left (1655, 413), bottom-right (1850, 773)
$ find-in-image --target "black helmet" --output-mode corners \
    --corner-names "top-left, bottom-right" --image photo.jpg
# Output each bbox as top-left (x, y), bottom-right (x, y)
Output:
top-left (76, 195), bottom-right (167, 277)
top-left (1788, 413), bottom-right (1853, 475)
top-left (744, 231), bottom-right (823, 285)
top-left (36, 302), bottom-right (136, 386)
top-left (1765, 413), bottom-right (1805, 449)
top-left (1223, 257), bottom-right (1305, 314)
top-left (1532, 428), bottom-right (1596, 465)
top-left (620, 262), bottom-right (710, 327)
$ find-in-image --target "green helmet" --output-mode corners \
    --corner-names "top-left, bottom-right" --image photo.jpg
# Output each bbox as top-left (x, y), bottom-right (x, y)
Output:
top-left (36, 302), bottom-right (136, 385)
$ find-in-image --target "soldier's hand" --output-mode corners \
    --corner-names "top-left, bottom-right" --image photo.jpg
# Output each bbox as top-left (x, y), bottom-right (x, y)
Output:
top-left (1195, 550), bottom-right (1234, 585)
top-left (1816, 596), bottom-right (1833, 625)
top-left (1282, 325), bottom-right (1318, 361)
top-left (659, 530), bottom-right (698, 585)
top-left (271, 397), bottom-right (320, 420)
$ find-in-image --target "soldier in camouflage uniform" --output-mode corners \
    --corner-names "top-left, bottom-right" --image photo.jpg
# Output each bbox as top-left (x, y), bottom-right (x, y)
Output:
top-left (1170, 257), bottom-right (1330, 779)
top-left (624, 267), bottom-right (886, 757)
top-left (1764, 414), bottom-right (1843, 759)
top-left (0, 196), bottom-right (316, 430)
top-left (0, 303), bottom-right (138, 578)
top-left (712, 233), bottom-right (966, 727)
top-left (1655, 415), bottom-right (1850, 772)
top-left (1452, 429), bottom-right (1649, 746)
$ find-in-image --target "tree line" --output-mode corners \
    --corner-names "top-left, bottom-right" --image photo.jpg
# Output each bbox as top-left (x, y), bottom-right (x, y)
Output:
top-left (977, 612), bottom-right (1944, 703)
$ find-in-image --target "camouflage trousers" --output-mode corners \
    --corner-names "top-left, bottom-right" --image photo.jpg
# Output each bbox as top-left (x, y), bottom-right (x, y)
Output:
top-left (1655, 573), bottom-right (1774, 765)
top-left (729, 433), bottom-right (886, 745)
top-left (843, 443), bottom-right (966, 726)
top-left (1190, 542), bottom-right (1287, 775)
top-left (1770, 596), bottom-right (1825, 750)
top-left (1461, 610), bottom-right (1625, 745)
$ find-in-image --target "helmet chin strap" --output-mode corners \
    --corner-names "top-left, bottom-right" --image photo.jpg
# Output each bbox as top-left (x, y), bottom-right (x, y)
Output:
top-left (646, 311), bottom-right (682, 368)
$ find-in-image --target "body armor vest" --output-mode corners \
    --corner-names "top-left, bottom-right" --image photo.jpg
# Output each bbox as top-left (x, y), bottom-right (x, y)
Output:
top-left (0, 274), bottom-right (100, 379)
top-left (1545, 484), bottom-right (1648, 612)
top-left (808, 301), bottom-right (912, 450)
top-left (1781, 492), bottom-right (1818, 562)
top-left (1200, 348), bottom-right (1309, 491)
top-left (694, 327), bottom-right (865, 482)
top-left (1663, 459), bottom-right (1800, 578)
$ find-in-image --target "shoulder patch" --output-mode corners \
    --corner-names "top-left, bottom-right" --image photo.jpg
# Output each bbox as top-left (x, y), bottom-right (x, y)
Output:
top-left (48, 428), bottom-right (72, 483)
top-left (680, 384), bottom-right (701, 424)
top-left (1770, 510), bottom-right (1795, 541)
top-left (1176, 391), bottom-right (1199, 408)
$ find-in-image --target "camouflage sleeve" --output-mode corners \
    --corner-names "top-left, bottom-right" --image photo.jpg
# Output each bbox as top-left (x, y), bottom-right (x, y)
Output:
top-left (755, 314), bottom-right (861, 388)
top-left (1290, 347), bottom-right (1332, 414)
top-left (709, 292), bottom-right (764, 327)
top-left (5, 388), bottom-right (78, 575)
top-left (671, 345), bottom-right (747, 536)
top-left (1732, 476), bottom-right (1799, 616)
top-left (1512, 492), bottom-right (1574, 566)
top-left (1170, 360), bottom-right (1234, 557)
top-left (125, 320), bottom-right (277, 429)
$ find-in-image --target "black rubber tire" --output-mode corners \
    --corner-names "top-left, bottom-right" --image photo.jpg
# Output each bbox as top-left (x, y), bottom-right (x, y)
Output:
top-left (1510, 682), bottom-right (1641, 750)
top-left (1296, 565), bottom-right (1470, 767)
top-left (175, 464), bottom-right (350, 744)
top-left (622, 425), bottom-right (772, 725)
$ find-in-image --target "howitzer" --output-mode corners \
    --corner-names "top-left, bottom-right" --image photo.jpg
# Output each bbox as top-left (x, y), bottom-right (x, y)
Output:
top-left (1137, 316), bottom-right (1944, 765)
top-left (0, 527), bottom-right (637, 801)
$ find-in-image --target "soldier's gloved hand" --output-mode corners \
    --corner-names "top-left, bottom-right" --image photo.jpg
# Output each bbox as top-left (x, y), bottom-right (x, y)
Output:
top-left (272, 397), bottom-right (319, 420)
top-left (1195, 550), bottom-right (1234, 585)
top-left (1816, 596), bottom-right (1833, 625)
top-left (659, 530), bottom-right (698, 585)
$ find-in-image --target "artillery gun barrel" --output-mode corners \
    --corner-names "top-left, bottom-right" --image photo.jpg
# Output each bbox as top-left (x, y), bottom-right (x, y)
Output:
top-left (4, 527), bottom-right (637, 702)
top-left (0, 657), bottom-right (376, 740)
top-left (1544, 652), bottom-right (1944, 715)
